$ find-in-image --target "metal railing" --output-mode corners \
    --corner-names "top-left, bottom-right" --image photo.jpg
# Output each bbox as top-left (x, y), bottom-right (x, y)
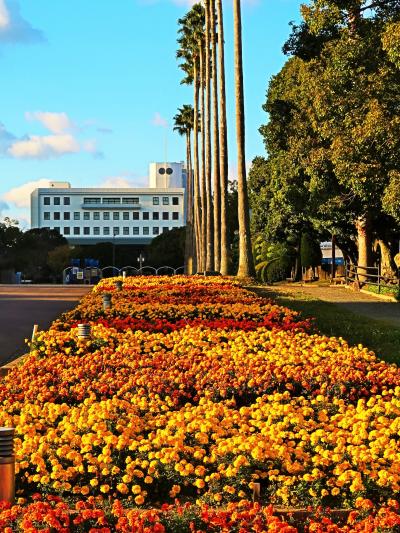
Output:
top-left (63, 265), bottom-right (185, 283)
top-left (345, 262), bottom-right (400, 293)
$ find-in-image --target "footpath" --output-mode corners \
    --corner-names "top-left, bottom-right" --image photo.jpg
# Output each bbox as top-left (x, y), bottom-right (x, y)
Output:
top-left (0, 285), bottom-right (91, 365)
top-left (255, 283), bottom-right (400, 328)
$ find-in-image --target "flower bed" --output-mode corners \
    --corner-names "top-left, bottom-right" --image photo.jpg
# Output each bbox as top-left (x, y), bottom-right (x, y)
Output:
top-left (0, 276), bottom-right (400, 532)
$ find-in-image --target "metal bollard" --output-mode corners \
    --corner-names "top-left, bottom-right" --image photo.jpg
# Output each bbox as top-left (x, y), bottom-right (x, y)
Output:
top-left (114, 280), bottom-right (123, 291)
top-left (0, 427), bottom-right (15, 504)
top-left (102, 293), bottom-right (112, 310)
top-left (77, 324), bottom-right (91, 340)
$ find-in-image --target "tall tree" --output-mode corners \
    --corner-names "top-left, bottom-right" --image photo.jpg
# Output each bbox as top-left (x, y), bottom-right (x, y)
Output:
top-left (233, 0), bottom-right (255, 278)
top-left (173, 104), bottom-right (195, 274)
top-left (204, 0), bottom-right (214, 271)
top-left (216, 0), bottom-right (230, 275)
top-left (210, 0), bottom-right (221, 271)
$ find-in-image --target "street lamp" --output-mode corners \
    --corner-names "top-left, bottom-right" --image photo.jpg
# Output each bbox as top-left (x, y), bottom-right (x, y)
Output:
top-left (137, 252), bottom-right (145, 270)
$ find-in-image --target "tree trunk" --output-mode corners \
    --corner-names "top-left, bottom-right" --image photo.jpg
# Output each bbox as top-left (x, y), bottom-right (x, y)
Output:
top-left (233, 0), bottom-right (255, 278)
top-left (210, 0), bottom-right (221, 272)
top-left (356, 214), bottom-right (372, 282)
top-left (193, 58), bottom-right (201, 273)
top-left (205, 0), bottom-right (214, 271)
top-left (216, 0), bottom-right (229, 275)
top-left (377, 239), bottom-right (396, 278)
top-left (184, 131), bottom-right (194, 274)
top-left (200, 42), bottom-right (207, 272)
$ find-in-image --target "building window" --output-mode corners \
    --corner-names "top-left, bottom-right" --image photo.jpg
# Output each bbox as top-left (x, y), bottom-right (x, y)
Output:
top-left (64, 212), bottom-right (70, 220)
top-left (123, 212), bottom-right (129, 221)
top-left (123, 227), bottom-right (129, 235)
top-left (74, 212), bottom-right (80, 220)
top-left (64, 227), bottom-right (70, 235)
top-left (142, 212), bottom-right (149, 220)
top-left (113, 212), bottom-right (120, 220)
top-left (43, 197), bottom-right (50, 205)
top-left (63, 197), bottom-right (70, 205)
top-left (172, 197), bottom-right (179, 205)
top-left (162, 197), bottom-right (169, 205)
top-left (153, 212), bottom-right (159, 220)
top-left (103, 198), bottom-right (121, 204)
top-left (162, 227), bottom-right (169, 233)
top-left (93, 212), bottom-right (100, 220)
top-left (162, 212), bottom-right (169, 220)
top-left (73, 227), bottom-right (80, 235)
top-left (132, 227), bottom-right (139, 235)
top-left (103, 212), bottom-right (110, 220)
top-left (132, 212), bottom-right (139, 220)
top-left (113, 227), bottom-right (120, 235)
top-left (84, 227), bottom-right (90, 235)
top-left (143, 227), bottom-right (149, 235)
top-left (103, 227), bottom-right (110, 235)
top-left (44, 212), bottom-right (50, 220)
top-left (54, 212), bottom-right (61, 221)
top-left (93, 227), bottom-right (100, 235)
top-left (153, 197), bottom-right (159, 205)
top-left (83, 198), bottom-right (101, 204)
top-left (172, 212), bottom-right (179, 220)
top-left (53, 227), bottom-right (60, 233)
top-left (122, 197), bottom-right (139, 204)
top-left (54, 197), bottom-right (60, 205)
top-left (84, 212), bottom-right (90, 220)
top-left (153, 227), bottom-right (159, 235)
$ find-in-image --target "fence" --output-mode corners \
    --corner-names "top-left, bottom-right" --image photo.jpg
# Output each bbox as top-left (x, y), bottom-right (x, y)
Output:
top-left (63, 265), bottom-right (184, 284)
top-left (344, 263), bottom-right (400, 293)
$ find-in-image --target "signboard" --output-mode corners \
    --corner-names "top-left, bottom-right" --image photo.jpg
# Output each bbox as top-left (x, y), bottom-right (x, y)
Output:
top-left (76, 271), bottom-right (84, 280)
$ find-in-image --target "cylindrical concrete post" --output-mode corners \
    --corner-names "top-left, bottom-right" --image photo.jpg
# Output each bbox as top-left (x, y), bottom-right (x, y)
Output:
top-left (114, 280), bottom-right (123, 291)
top-left (102, 293), bottom-right (112, 310)
top-left (77, 324), bottom-right (91, 339)
top-left (0, 428), bottom-right (15, 504)
top-left (122, 271), bottom-right (126, 280)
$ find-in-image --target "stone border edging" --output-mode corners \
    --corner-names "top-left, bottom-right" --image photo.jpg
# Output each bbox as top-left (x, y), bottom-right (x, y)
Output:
top-left (342, 283), bottom-right (398, 302)
top-left (0, 353), bottom-right (28, 377)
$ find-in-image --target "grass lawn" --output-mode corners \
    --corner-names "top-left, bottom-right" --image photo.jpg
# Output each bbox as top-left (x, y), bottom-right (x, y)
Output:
top-left (251, 286), bottom-right (400, 365)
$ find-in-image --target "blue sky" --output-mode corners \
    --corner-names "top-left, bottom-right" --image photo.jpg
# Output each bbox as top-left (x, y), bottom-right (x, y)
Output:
top-left (0, 0), bottom-right (302, 227)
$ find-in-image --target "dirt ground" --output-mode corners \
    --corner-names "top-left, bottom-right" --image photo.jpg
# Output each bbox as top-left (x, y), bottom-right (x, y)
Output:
top-left (0, 285), bottom-right (91, 365)
top-left (258, 283), bottom-right (400, 327)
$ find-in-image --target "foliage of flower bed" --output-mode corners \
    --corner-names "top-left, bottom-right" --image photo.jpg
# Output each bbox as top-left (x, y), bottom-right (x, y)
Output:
top-left (1, 276), bottom-right (400, 532)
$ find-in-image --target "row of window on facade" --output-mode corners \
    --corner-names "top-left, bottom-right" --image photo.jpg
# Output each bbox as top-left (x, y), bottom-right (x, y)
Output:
top-left (42, 196), bottom-right (180, 206)
top-left (50, 226), bottom-right (172, 236)
top-left (43, 211), bottom-right (180, 221)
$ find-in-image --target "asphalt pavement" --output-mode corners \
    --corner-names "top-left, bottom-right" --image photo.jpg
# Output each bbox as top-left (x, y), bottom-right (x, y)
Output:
top-left (0, 285), bottom-right (91, 365)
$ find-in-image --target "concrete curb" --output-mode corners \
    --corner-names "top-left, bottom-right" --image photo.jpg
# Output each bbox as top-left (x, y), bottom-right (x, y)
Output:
top-left (342, 283), bottom-right (398, 303)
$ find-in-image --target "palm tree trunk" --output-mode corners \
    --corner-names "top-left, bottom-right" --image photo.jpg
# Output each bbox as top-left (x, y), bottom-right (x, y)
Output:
top-left (210, 0), bottom-right (221, 272)
top-left (184, 130), bottom-right (194, 274)
top-left (233, 0), bottom-right (255, 278)
top-left (200, 41), bottom-right (207, 272)
top-left (205, 0), bottom-right (214, 271)
top-left (193, 58), bottom-right (201, 273)
top-left (216, 0), bottom-right (229, 275)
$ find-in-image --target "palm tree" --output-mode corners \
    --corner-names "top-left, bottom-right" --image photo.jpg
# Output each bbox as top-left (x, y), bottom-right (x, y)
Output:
top-left (210, 0), bottom-right (221, 272)
top-left (177, 4), bottom-right (205, 271)
top-left (204, 0), bottom-right (214, 271)
top-left (216, 0), bottom-right (229, 275)
top-left (233, 0), bottom-right (255, 278)
top-left (173, 105), bottom-right (195, 274)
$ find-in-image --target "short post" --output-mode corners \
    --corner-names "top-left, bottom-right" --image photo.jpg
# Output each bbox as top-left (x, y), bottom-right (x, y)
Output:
top-left (102, 293), bottom-right (112, 311)
top-left (122, 270), bottom-right (126, 280)
top-left (31, 324), bottom-right (38, 342)
top-left (77, 324), bottom-right (91, 340)
top-left (252, 482), bottom-right (261, 503)
top-left (114, 280), bottom-right (123, 291)
top-left (0, 427), bottom-right (15, 504)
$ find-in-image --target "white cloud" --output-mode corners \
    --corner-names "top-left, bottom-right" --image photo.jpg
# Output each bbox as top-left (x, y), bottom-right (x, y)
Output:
top-left (0, 0), bottom-right (10, 28)
top-left (151, 112), bottom-right (168, 128)
top-left (0, 0), bottom-right (45, 44)
top-left (3, 178), bottom-right (50, 208)
top-left (8, 134), bottom-right (80, 159)
top-left (25, 111), bottom-right (75, 134)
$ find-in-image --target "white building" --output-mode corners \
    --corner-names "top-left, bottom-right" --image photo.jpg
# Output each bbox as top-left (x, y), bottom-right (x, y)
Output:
top-left (30, 162), bottom-right (186, 245)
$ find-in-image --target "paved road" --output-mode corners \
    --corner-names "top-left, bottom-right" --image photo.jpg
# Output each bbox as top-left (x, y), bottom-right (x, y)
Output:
top-left (0, 285), bottom-right (91, 365)
top-left (254, 284), bottom-right (400, 327)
